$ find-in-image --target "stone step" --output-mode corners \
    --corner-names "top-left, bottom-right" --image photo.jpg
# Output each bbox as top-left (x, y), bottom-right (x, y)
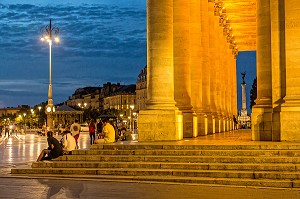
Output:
top-left (10, 173), bottom-right (298, 188)
top-left (90, 144), bottom-right (300, 151)
top-left (31, 161), bottom-right (300, 172)
top-left (55, 155), bottom-right (300, 164)
top-left (72, 149), bottom-right (300, 156)
top-left (11, 167), bottom-right (300, 180)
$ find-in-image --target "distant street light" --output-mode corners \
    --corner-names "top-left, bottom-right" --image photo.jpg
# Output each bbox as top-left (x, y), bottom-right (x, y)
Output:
top-left (129, 105), bottom-right (134, 132)
top-left (40, 19), bottom-right (59, 131)
top-left (38, 106), bottom-right (42, 128)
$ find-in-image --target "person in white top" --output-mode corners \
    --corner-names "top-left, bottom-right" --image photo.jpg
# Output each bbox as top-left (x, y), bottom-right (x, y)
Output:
top-left (70, 119), bottom-right (81, 149)
top-left (61, 130), bottom-right (76, 154)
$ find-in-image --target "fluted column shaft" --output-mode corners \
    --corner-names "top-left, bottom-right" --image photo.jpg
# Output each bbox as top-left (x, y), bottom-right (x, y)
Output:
top-left (252, 0), bottom-right (273, 141)
top-left (174, 0), bottom-right (195, 138)
top-left (146, 0), bottom-right (176, 110)
top-left (208, 1), bottom-right (217, 134)
top-left (190, 0), bottom-right (202, 137)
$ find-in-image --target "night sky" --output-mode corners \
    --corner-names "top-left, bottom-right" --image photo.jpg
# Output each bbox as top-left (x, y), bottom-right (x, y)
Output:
top-left (0, 0), bottom-right (256, 115)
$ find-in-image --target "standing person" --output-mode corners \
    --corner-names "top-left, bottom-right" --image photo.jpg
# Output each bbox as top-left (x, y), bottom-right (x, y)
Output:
top-left (96, 119), bottom-right (103, 138)
top-left (89, 119), bottom-right (96, 145)
top-left (70, 119), bottom-right (81, 149)
top-left (95, 118), bottom-right (115, 144)
top-left (60, 129), bottom-right (76, 154)
top-left (233, 115), bottom-right (238, 130)
top-left (36, 131), bottom-right (63, 161)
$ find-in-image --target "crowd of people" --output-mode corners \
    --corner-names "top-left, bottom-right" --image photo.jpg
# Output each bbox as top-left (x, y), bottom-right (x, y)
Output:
top-left (36, 118), bottom-right (133, 162)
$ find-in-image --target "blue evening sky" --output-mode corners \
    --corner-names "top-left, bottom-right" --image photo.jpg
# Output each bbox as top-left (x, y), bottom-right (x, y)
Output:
top-left (0, 0), bottom-right (256, 115)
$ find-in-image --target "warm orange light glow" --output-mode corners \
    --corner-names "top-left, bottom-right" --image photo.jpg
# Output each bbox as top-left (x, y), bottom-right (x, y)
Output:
top-left (54, 37), bottom-right (60, 43)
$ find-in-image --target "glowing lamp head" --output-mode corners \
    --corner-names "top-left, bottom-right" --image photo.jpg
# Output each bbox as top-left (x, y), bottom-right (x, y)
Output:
top-left (54, 37), bottom-right (60, 43)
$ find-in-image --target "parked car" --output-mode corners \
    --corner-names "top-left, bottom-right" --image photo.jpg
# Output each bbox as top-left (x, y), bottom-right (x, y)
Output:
top-left (80, 123), bottom-right (89, 133)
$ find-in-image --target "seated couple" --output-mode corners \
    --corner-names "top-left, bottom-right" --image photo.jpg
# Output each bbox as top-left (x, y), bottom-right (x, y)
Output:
top-left (94, 118), bottom-right (115, 144)
top-left (37, 130), bottom-right (76, 161)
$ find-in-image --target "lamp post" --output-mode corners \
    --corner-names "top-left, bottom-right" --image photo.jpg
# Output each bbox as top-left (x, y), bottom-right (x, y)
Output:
top-left (38, 106), bottom-right (41, 128)
top-left (129, 104), bottom-right (134, 132)
top-left (23, 113), bottom-right (26, 134)
top-left (78, 102), bottom-right (88, 123)
top-left (40, 19), bottom-right (59, 131)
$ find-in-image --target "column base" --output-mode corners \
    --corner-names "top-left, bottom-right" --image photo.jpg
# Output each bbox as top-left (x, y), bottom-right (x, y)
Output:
top-left (215, 116), bottom-right (222, 133)
top-left (182, 111), bottom-right (197, 138)
top-left (251, 106), bottom-right (273, 141)
top-left (138, 109), bottom-right (183, 141)
top-left (279, 105), bottom-right (300, 141)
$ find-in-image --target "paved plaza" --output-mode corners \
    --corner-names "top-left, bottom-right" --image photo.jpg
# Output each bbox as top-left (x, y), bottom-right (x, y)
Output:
top-left (1, 131), bottom-right (300, 198)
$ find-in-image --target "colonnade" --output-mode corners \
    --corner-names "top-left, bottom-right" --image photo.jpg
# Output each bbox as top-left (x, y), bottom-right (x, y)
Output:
top-left (138, 0), bottom-right (238, 141)
top-left (252, 0), bottom-right (300, 141)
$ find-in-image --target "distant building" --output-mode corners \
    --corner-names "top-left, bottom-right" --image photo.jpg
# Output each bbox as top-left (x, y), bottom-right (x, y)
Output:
top-left (0, 105), bottom-right (29, 117)
top-left (66, 82), bottom-right (122, 110)
top-left (103, 84), bottom-right (136, 117)
top-left (136, 66), bottom-right (147, 112)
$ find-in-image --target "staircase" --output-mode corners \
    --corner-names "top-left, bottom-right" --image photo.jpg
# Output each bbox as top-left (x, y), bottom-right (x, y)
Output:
top-left (11, 143), bottom-right (300, 188)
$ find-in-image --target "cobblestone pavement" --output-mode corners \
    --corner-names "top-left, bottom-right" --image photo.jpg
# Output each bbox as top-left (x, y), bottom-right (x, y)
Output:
top-left (1, 131), bottom-right (300, 199)
top-left (1, 177), bottom-right (300, 199)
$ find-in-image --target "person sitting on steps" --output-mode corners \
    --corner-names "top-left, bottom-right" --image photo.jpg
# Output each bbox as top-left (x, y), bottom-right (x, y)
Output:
top-left (37, 131), bottom-right (63, 162)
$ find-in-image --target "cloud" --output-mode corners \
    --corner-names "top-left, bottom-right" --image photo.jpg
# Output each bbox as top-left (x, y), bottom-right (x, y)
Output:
top-left (0, 3), bottom-right (146, 59)
top-left (0, 2), bottom-right (146, 107)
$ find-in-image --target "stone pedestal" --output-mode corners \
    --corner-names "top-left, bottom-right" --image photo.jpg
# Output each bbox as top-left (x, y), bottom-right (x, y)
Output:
top-left (251, 106), bottom-right (273, 141)
top-left (280, 105), bottom-right (300, 141)
top-left (138, 109), bottom-right (183, 141)
top-left (182, 111), bottom-right (197, 138)
top-left (197, 113), bottom-right (207, 136)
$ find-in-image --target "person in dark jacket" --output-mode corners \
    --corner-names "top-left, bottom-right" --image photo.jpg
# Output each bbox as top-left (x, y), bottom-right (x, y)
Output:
top-left (37, 131), bottom-right (63, 161)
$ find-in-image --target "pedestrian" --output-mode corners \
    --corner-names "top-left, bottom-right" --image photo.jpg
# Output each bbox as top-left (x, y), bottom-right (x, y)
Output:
top-left (70, 119), bottom-right (81, 149)
top-left (36, 131), bottom-right (63, 161)
top-left (60, 129), bottom-right (76, 154)
top-left (233, 115), bottom-right (238, 130)
top-left (89, 119), bottom-right (96, 145)
top-left (95, 118), bottom-right (115, 144)
top-left (96, 119), bottom-right (103, 137)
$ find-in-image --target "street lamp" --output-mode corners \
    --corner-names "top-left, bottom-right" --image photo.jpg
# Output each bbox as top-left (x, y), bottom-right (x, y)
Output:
top-left (40, 19), bottom-right (59, 131)
top-left (38, 106), bottom-right (42, 128)
top-left (129, 104), bottom-right (134, 132)
top-left (23, 113), bottom-right (26, 134)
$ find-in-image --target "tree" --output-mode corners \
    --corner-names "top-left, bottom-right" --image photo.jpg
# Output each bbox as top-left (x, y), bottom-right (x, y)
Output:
top-left (250, 77), bottom-right (257, 110)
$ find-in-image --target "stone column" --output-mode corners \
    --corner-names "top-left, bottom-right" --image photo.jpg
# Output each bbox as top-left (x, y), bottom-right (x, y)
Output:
top-left (232, 56), bottom-right (238, 121)
top-left (271, 0), bottom-right (285, 141)
top-left (190, 0), bottom-right (201, 138)
top-left (280, 1), bottom-right (300, 141)
top-left (174, 0), bottom-right (196, 138)
top-left (208, 1), bottom-right (217, 134)
top-left (138, 0), bottom-right (183, 141)
top-left (225, 47), bottom-right (231, 131)
top-left (215, 19), bottom-right (224, 133)
top-left (251, 0), bottom-right (273, 141)
top-left (221, 38), bottom-right (227, 132)
top-left (214, 17), bottom-right (221, 133)
top-left (199, 0), bottom-right (211, 135)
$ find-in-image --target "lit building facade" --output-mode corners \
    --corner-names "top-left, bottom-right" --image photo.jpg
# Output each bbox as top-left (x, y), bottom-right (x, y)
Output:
top-left (136, 66), bottom-right (147, 112)
top-left (103, 84), bottom-right (136, 117)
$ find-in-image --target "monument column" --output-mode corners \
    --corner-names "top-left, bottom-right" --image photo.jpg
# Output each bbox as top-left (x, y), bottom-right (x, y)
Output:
top-left (138, 0), bottom-right (183, 141)
top-left (174, 0), bottom-right (196, 138)
top-left (252, 0), bottom-right (273, 141)
top-left (279, 1), bottom-right (300, 141)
